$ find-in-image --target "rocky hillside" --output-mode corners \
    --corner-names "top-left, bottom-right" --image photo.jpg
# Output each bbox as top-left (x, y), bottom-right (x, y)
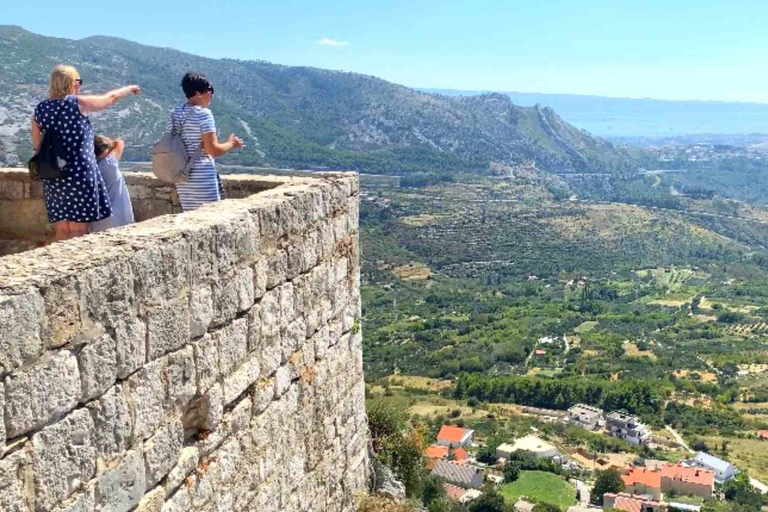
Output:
top-left (0, 25), bottom-right (635, 175)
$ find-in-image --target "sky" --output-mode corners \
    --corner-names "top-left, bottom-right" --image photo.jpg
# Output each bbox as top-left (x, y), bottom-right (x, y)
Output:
top-left (6, 0), bottom-right (768, 103)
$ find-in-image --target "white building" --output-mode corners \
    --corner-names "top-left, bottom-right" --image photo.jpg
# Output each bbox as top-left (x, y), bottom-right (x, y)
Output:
top-left (436, 425), bottom-right (475, 448)
top-left (606, 411), bottom-right (651, 446)
top-left (691, 452), bottom-right (737, 484)
top-left (568, 404), bottom-right (604, 431)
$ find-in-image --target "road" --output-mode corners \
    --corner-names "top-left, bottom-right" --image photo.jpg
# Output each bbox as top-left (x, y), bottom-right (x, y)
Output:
top-left (665, 425), bottom-right (694, 454)
top-left (572, 479), bottom-right (590, 506)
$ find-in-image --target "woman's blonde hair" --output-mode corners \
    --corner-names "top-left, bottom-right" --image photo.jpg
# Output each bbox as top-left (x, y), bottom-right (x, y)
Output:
top-left (49, 65), bottom-right (79, 98)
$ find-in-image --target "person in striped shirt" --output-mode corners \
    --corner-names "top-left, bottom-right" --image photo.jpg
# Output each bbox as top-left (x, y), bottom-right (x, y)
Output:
top-left (167, 73), bottom-right (244, 211)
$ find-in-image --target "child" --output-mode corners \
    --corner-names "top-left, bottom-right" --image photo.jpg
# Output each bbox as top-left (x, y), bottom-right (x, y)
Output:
top-left (90, 135), bottom-right (135, 232)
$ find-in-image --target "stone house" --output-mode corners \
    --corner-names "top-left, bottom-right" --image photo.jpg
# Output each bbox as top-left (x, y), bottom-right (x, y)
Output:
top-left (568, 403), bottom-right (604, 431)
top-left (606, 411), bottom-right (651, 445)
top-left (431, 459), bottom-right (484, 489)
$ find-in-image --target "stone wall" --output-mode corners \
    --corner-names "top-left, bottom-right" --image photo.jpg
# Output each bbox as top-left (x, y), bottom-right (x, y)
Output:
top-left (0, 172), bottom-right (368, 511)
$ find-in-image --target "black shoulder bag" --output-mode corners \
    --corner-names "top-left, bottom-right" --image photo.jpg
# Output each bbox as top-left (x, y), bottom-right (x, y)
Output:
top-left (28, 128), bottom-right (68, 181)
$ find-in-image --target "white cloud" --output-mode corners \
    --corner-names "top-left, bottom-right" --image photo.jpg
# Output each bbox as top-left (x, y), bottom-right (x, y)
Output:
top-left (317, 37), bottom-right (350, 47)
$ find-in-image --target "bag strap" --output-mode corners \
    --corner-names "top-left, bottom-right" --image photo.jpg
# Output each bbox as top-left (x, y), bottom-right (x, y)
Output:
top-left (174, 105), bottom-right (205, 170)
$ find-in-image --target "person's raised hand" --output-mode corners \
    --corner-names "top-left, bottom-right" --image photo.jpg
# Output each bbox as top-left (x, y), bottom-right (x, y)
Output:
top-left (228, 134), bottom-right (245, 149)
top-left (129, 85), bottom-right (140, 95)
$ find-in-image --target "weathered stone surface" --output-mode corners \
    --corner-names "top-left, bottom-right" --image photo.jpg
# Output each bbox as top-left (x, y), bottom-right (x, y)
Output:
top-left (81, 258), bottom-right (133, 331)
top-left (32, 409), bottom-right (96, 510)
top-left (132, 240), bottom-right (189, 304)
top-left (187, 224), bottom-right (217, 285)
top-left (87, 384), bottom-right (132, 458)
top-left (126, 360), bottom-right (165, 441)
top-left (284, 317), bottom-right (307, 362)
top-left (252, 377), bottom-right (275, 415)
top-left (259, 334), bottom-right (282, 378)
top-left (223, 352), bottom-right (260, 405)
top-left (0, 448), bottom-right (32, 512)
top-left (136, 486), bottom-right (165, 512)
top-left (0, 289), bottom-right (44, 376)
top-left (146, 297), bottom-right (190, 361)
top-left (0, 380), bottom-right (4, 447)
top-left (144, 420), bottom-right (184, 488)
top-left (247, 301), bottom-right (262, 352)
top-left (183, 383), bottom-right (223, 432)
top-left (95, 450), bottom-right (146, 512)
top-left (278, 282), bottom-right (295, 326)
top-left (163, 345), bottom-right (197, 408)
top-left (114, 316), bottom-right (147, 378)
top-left (260, 289), bottom-right (280, 338)
top-left (78, 333), bottom-right (117, 402)
top-left (252, 258), bottom-right (268, 300)
top-left (211, 267), bottom-right (253, 327)
top-left (215, 215), bottom-right (259, 273)
top-left (161, 486), bottom-right (191, 512)
top-left (5, 350), bottom-right (81, 437)
top-left (275, 365), bottom-right (292, 399)
top-left (265, 250), bottom-right (287, 290)
top-left (193, 334), bottom-right (219, 394)
top-left (215, 317), bottom-right (248, 376)
top-left (189, 286), bottom-right (213, 338)
top-left (165, 447), bottom-right (199, 497)
top-left (42, 277), bottom-right (82, 349)
top-left (55, 487), bottom-right (95, 512)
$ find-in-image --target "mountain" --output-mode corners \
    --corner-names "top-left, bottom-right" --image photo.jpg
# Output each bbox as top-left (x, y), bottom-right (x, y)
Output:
top-left (422, 88), bottom-right (768, 139)
top-left (0, 26), bottom-right (635, 176)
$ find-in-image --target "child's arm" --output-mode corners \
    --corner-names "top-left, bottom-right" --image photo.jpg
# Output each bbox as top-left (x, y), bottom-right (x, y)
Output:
top-left (110, 139), bottom-right (125, 162)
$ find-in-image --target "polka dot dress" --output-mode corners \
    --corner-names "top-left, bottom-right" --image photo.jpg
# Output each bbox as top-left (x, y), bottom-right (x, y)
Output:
top-left (33, 95), bottom-right (112, 224)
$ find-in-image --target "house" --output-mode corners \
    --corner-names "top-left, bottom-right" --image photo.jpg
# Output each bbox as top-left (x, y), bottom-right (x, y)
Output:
top-left (606, 412), bottom-right (651, 445)
top-left (425, 444), bottom-right (449, 460)
top-left (758, 430), bottom-right (768, 440)
top-left (459, 489), bottom-right (483, 504)
top-left (660, 465), bottom-right (714, 498)
top-left (499, 435), bottom-right (559, 459)
top-left (568, 404), bottom-right (604, 431)
top-left (453, 447), bottom-right (469, 465)
top-left (691, 452), bottom-right (737, 484)
top-left (431, 460), bottom-right (484, 489)
top-left (443, 483), bottom-right (467, 501)
top-left (437, 425), bottom-right (475, 448)
top-left (621, 467), bottom-right (662, 501)
top-left (515, 499), bottom-right (535, 512)
top-left (603, 493), bottom-right (668, 512)
top-left (534, 349), bottom-right (547, 356)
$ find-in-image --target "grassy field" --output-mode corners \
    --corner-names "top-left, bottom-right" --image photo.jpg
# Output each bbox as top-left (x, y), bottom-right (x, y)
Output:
top-left (499, 471), bottom-right (576, 511)
top-left (701, 436), bottom-right (768, 482)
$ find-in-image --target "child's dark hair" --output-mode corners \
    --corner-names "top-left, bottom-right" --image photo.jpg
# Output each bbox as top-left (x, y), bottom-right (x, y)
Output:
top-left (93, 135), bottom-right (112, 159)
top-left (181, 72), bottom-right (213, 99)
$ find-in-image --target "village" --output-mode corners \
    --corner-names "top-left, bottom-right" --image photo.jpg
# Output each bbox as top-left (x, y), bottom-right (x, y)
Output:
top-left (420, 402), bottom-right (763, 511)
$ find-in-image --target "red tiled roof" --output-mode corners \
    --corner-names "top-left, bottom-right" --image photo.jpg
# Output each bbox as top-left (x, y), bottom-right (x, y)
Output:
top-left (607, 493), bottom-right (663, 512)
top-left (443, 483), bottom-right (466, 500)
top-left (660, 464), bottom-right (715, 487)
top-left (437, 425), bottom-right (471, 443)
top-left (425, 444), bottom-right (449, 459)
top-left (621, 467), bottom-right (661, 489)
top-left (453, 447), bottom-right (469, 461)
top-left (758, 430), bottom-right (768, 439)
top-left (534, 349), bottom-right (547, 355)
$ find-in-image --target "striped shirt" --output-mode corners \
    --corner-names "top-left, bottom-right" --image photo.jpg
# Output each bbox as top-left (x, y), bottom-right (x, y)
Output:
top-left (166, 104), bottom-right (219, 211)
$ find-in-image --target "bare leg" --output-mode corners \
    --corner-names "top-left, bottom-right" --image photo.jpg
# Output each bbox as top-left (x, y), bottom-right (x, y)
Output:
top-left (54, 221), bottom-right (70, 241)
top-left (67, 222), bottom-right (90, 239)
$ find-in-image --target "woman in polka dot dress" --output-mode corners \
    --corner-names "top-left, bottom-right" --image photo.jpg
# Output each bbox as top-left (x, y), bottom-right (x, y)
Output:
top-left (30, 65), bottom-right (140, 241)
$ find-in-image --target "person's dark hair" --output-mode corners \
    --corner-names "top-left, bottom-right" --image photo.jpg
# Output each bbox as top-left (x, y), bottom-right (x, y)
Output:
top-left (181, 72), bottom-right (213, 99)
top-left (93, 135), bottom-right (112, 160)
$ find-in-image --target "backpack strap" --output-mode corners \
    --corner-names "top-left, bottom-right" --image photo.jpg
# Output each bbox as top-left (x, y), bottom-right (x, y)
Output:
top-left (174, 105), bottom-right (206, 171)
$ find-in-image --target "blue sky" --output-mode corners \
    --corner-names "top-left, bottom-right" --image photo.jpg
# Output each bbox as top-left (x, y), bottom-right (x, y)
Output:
top-left (5, 0), bottom-right (768, 102)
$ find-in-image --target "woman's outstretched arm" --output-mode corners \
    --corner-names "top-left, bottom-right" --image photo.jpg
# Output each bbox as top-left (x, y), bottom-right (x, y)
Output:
top-left (78, 85), bottom-right (140, 114)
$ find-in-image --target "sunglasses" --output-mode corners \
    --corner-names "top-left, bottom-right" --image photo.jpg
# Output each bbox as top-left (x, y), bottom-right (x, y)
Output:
top-left (75, 78), bottom-right (84, 85)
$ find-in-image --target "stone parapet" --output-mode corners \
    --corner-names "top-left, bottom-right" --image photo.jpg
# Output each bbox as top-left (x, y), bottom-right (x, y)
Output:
top-left (0, 170), bottom-right (367, 511)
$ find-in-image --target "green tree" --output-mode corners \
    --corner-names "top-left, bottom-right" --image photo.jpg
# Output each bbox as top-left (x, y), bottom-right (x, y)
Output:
top-left (593, 469), bottom-right (626, 504)
top-left (421, 474), bottom-right (447, 507)
top-left (532, 503), bottom-right (562, 512)
top-left (503, 461), bottom-right (522, 483)
top-left (469, 490), bottom-right (511, 512)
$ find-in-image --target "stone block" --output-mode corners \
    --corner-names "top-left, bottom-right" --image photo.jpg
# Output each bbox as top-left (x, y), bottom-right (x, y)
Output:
top-left (260, 289), bottom-right (280, 338)
top-left (81, 258), bottom-right (133, 331)
top-left (144, 420), bottom-right (184, 488)
top-left (223, 352), bottom-right (260, 405)
top-left (211, 268), bottom-right (253, 327)
top-left (95, 450), bottom-right (146, 512)
top-left (163, 345), bottom-right (197, 408)
top-left (136, 486), bottom-right (165, 512)
top-left (193, 334), bottom-right (219, 394)
top-left (215, 317), bottom-right (248, 376)
top-left (275, 366), bottom-right (292, 399)
top-left (318, 223), bottom-right (336, 262)
top-left (32, 409), bottom-right (96, 510)
top-left (146, 297), bottom-right (190, 361)
top-left (78, 333), bottom-right (117, 402)
top-left (278, 282), bottom-right (295, 325)
top-left (0, 448), bottom-right (33, 512)
top-left (189, 286), bottom-right (213, 338)
top-left (252, 377), bottom-right (275, 416)
top-left (0, 380), bottom-right (4, 448)
top-left (247, 301), bottom-right (262, 352)
top-left (215, 214), bottom-right (260, 273)
top-left (260, 334), bottom-right (282, 378)
top-left (197, 398), bottom-right (252, 458)
top-left (283, 317), bottom-right (307, 362)
top-left (312, 325), bottom-right (330, 361)
top-left (87, 384), bottom-right (132, 458)
top-left (0, 289), bottom-right (44, 376)
top-left (165, 447), bottom-right (199, 497)
top-left (265, 250), bottom-right (287, 290)
top-left (42, 277), bottom-right (82, 349)
top-left (252, 258), bottom-right (268, 300)
top-left (114, 316), bottom-right (147, 379)
top-left (126, 360), bottom-right (165, 442)
top-left (348, 196), bottom-right (359, 231)
top-left (187, 224), bottom-right (217, 285)
top-left (132, 240), bottom-right (189, 304)
top-left (55, 487), bottom-right (95, 512)
top-left (161, 487), bottom-right (191, 512)
top-left (185, 382), bottom-right (224, 432)
top-left (5, 350), bottom-right (81, 438)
